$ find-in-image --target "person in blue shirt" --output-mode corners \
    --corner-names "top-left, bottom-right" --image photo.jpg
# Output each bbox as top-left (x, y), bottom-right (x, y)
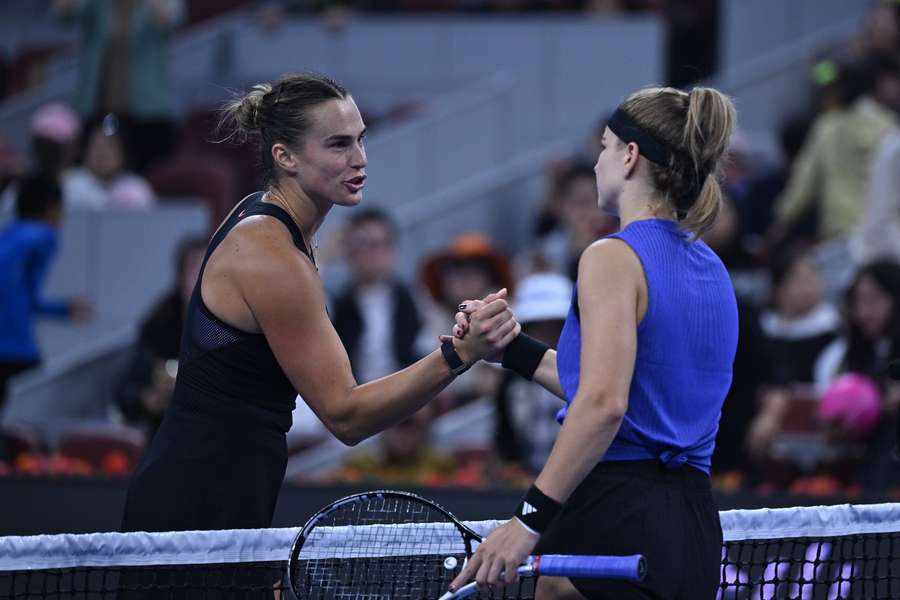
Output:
top-left (449, 86), bottom-right (739, 600)
top-left (0, 174), bottom-right (92, 415)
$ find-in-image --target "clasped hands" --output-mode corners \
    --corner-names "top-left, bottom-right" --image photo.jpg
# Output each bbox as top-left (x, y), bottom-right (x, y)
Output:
top-left (439, 288), bottom-right (540, 593)
top-left (439, 288), bottom-right (522, 367)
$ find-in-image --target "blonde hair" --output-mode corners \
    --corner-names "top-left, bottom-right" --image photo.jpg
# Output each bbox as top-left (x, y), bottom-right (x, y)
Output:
top-left (619, 86), bottom-right (736, 238)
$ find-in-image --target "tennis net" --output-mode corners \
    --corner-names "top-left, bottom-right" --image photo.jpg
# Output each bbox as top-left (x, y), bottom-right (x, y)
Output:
top-left (1, 503), bottom-right (898, 599)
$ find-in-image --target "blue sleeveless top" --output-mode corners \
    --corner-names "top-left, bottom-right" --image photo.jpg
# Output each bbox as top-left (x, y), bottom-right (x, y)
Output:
top-left (556, 218), bottom-right (738, 473)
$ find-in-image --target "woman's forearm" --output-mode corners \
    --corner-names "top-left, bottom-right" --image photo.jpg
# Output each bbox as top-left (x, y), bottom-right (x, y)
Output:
top-left (336, 349), bottom-right (455, 444)
top-left (532, 349), bottom-right (565, 400)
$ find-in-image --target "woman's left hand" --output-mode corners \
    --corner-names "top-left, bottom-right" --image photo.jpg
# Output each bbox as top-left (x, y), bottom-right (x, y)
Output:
top-left (448, 517), bottom-right (538, 594)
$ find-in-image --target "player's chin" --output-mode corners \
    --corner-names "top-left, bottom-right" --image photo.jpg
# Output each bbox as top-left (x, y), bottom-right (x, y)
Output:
top-left (335, 186), bottom-right (364, 207)
top-left (335, 191), bottom-right (362, 207)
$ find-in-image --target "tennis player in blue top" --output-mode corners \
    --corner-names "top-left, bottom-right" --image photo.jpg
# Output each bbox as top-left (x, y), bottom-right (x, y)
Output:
top-left (448, 86), bottom-right (739, 599)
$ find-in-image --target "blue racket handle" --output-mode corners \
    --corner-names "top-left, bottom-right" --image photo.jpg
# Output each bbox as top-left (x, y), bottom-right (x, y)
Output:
top-left (532, 554), bottom-right (646, 580)
top-left (436, 554), bottom-right (646, 599)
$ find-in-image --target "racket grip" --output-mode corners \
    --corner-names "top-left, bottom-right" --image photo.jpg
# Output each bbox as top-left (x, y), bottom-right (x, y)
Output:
top-left (532, 554), bottom-right (646, 581)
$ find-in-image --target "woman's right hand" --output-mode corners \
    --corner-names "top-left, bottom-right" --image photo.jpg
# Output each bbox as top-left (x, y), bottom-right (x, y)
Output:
top-left (442, 289), bottom-right (520, 364)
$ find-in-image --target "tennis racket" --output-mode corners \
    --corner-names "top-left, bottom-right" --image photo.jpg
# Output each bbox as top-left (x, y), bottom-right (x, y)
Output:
top-left (287, 490), bottom-right (645, 599)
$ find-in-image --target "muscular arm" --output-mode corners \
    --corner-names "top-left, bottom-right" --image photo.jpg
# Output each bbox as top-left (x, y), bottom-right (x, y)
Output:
top-left (533, 239), bottom-right (641, 503)
top-left (234, 225), bottom-right (511, 445)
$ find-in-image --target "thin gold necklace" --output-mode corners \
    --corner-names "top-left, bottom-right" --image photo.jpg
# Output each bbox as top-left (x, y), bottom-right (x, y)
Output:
top-left (265, 188), bottom-right (318, 263)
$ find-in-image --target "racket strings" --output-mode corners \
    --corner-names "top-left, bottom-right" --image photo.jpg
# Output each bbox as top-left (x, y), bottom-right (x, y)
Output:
top-left (291, 495), bottom-right (531, 599)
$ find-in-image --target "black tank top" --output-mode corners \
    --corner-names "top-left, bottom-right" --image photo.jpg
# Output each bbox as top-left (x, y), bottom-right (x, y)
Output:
top-left (173, 192), bottom-right (313, 433)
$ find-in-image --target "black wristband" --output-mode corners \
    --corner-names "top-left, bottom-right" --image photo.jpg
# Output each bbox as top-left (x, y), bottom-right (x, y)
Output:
top-left (514, 484), bottom-right (562, 535)
top-left (501, 334), bottom-right (550, 380)
top-left (440, 339), bottom-right (470, 377)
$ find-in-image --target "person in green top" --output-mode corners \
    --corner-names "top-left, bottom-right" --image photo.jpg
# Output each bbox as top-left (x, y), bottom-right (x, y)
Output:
top-left (53, 0), bottom-right (186, 172)
top-left (769, 54), bottom-right (899, 244)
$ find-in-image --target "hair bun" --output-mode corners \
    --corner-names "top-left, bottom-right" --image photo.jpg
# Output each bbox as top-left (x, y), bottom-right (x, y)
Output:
top-left (238, 83), bottom-right (272, 131)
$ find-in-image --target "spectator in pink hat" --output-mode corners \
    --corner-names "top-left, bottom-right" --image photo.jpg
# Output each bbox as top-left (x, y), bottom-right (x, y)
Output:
top-left (30, 101), bottom-right (82, 181)
top-left (30, 102), bottom-right (82, 151)
top-left (0, 102), bottom-right (83, 217)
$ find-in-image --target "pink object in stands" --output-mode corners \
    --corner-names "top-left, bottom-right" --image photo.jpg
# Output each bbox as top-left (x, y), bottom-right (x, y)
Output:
top-left (30, 102), bottom-right (81, 143)
top-left (818, 373), bottom-right (883, 438)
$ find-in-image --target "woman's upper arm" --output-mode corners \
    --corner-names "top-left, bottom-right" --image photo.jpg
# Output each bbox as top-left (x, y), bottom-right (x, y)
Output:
top-left (235, 238), bottom-right (356, 425)
top-left (574, 239), bottom-right (643, 414)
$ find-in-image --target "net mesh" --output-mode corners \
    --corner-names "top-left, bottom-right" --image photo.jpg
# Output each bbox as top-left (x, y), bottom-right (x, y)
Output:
top-left (1, 563), bottom-right (285, 599)
top-left (719, 534), bottom-right (900, 599)
top-left (717, 503), bottom-right (900, 599)
top-left (1, 503), bottom-right (898, 599)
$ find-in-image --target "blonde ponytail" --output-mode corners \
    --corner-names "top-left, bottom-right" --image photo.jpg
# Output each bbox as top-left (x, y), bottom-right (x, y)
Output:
top-left (681, 174), bottom-right (722, 238)
top-left (619, 86), bottom-right (736, 239)
top-left (680, 87), bottom-right (736, 238)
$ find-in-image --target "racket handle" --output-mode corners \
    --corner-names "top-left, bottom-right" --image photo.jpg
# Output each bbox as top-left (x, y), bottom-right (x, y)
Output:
top-left (532, 554), bottom-right (646, 581)
top-left (438, 567), bottom-right (532, 600)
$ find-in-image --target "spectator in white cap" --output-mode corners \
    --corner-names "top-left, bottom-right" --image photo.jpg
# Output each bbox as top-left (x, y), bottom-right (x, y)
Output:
top-left (493, 272), bottom-right (573, 473)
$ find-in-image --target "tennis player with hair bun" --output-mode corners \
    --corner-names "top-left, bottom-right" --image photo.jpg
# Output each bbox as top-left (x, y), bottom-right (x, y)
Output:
top-left (449, 86), bottom-right (739, 599)
top-left (121, 73), bottom-right (518, 533)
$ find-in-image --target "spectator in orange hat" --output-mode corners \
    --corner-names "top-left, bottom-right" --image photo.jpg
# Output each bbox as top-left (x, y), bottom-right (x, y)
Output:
top-left (421, 233), bottom-right (513, 316)
top-left (419, 233), bottom-right (513, 405)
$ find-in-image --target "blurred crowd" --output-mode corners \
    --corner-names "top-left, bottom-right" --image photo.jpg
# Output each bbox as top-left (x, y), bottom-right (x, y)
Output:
top-left (0, 0), bottom-right (899, 501)
top-left (0, 0), bottom-right (714, 106)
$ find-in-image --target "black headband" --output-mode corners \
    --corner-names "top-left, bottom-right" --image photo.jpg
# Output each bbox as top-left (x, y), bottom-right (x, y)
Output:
top-left (608, 106), bottom-right (711, 215)
top-left (606, 108), bottom-right (672, 166)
